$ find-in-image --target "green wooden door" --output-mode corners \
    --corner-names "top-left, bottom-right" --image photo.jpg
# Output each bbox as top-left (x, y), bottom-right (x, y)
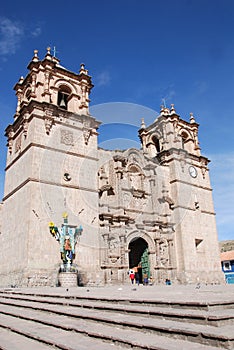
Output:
top-left (141, 247), bottom-right (150, 278)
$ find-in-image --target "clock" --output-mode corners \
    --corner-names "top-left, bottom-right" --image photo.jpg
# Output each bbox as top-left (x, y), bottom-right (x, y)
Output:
top-left (189, 166), bottom-right (197, 178)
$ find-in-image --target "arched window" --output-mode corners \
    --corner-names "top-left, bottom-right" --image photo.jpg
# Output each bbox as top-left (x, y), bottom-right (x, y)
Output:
top-left (152, 135), bottom-right (161, 153)
top-left (25, 87), bottom-right (31, 101)
top-left (57, 85), bottom-right (71, 110)
top-left (181, 131), bottom-right (189, 149)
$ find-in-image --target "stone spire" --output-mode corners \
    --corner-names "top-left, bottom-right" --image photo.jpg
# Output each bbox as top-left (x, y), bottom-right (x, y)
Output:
top-left (32, 49), bottom-right (39, 62)
top-left (45, 47), bottom-right (52, 60)
top-left (79, 63), bottom-right (88, 75)
top-left (190, 112), bottom-right (196, 124)
top-left (170, 104), bottom-right (176, 115)
top-left (141, 118), bottom-right (146, 129)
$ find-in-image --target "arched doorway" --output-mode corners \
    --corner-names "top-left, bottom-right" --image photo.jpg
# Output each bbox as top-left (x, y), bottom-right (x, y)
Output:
top-left (128, 237), bottom-right (150, 283)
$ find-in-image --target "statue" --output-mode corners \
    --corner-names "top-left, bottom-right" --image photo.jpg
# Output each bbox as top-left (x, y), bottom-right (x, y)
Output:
top-left (49, 212), bottom-right (83, 271)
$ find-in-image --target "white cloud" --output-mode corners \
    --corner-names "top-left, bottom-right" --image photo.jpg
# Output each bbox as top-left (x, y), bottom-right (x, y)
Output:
top-left (0, 17), bottom-right (42, 58)
top-left (0, 17), bottom-right (24, 56)
top-left (160, 84), bottom-right (176, 107)
top-left (31, 27), bottom-right (41, 37)
top-left (95, 71), bottom-right (111, 87)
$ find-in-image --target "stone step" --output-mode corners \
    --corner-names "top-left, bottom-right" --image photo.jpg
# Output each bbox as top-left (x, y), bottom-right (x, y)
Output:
top-left (2, 288), bottom-right (234, 311)
top-left (0, 298), bottom-right (233, 348)
top-left (1, 293), bottom-right (234, 326)
top-left (0, 327), bottom-right (53, 350)
top-left (0, 313), bottom-right (125, 350)
top-left (0, 304), bottom-right (222, 350)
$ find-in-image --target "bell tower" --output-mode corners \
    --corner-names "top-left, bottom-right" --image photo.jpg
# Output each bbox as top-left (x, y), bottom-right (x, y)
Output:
top-left (139, 104), bottom-right (224, 284)
top-left (1, 48), bottom-right (101, 287)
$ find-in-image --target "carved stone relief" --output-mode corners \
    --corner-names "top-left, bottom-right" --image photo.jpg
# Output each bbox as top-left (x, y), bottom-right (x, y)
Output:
top-left (60, 129), bottom-right (74, 146)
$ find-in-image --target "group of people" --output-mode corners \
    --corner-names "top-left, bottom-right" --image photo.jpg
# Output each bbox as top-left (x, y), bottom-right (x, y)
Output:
top-left (128, 269), bottom-right (153, 286)
top-left (129, 269), bottom-right (172, 286)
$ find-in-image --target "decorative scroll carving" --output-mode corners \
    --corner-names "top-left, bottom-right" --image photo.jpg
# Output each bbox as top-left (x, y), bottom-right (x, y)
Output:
top-left (15, 135), bottom-right (21, 153)
top-left (200, 158), bottom-right (208, 179)
top-left (44, 118), bottom-right (53, 135)
top-left (23, 113), bottom-right (29, 138)
top-left (83, 127), bottom-right (92, 145)
top-left (44, 109), bottom-right (54, 135)
top-left (158, 239), bottom-right (170, 267)
top-left (6, 127), bottom-right (14, 154)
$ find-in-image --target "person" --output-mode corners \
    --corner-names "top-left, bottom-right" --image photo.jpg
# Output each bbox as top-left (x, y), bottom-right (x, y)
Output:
top-left (129, 270), bottom-right (135, 284)
top-left (165, 278), bottom-right (171, 285)
top-left (135, 272), bottom-right (140, 286)
top-left (143, 273), bottom-right (148, 285)
top-left (149, 275), bottom-right (154, 286)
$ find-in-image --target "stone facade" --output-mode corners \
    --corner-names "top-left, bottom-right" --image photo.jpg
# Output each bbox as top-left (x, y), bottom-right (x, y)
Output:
top-left (0, 48), bottom-right (224, 287)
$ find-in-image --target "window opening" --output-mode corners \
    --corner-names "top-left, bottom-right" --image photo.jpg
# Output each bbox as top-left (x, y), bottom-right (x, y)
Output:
top-left (181, 132), bottom-right (188, 149)
top-left (223, 261), bottom-right (231, 271)
top-left (57, 85), bottom-right (71, 110)
top-left (25, 88), bottom-right (31, 101)
top-left (152, 136), bottom-right (160, 153)
top-left (57, 92), bottom-right (69, 110)
top-left (195, 238), bottom-right (204, 253)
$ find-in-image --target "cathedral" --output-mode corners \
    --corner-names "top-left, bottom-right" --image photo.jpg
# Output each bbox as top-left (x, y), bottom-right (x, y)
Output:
top-left (0, 48), bottom-right (224, 287)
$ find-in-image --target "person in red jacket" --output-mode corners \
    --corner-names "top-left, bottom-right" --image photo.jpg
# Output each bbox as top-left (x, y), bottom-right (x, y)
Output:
top-left (129, 270), bottom-right (135, 284)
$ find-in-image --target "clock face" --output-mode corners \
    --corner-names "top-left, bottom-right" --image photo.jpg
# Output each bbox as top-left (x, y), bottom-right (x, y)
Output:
top-left (189, 166), bottom-right (197, 178)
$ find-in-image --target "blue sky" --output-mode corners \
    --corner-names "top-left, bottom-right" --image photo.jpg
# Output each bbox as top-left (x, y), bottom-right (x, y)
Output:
top-left (0, 0), bottom-right (233, 241)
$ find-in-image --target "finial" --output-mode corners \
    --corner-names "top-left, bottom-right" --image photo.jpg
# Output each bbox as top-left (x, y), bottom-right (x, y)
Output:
top-left (141, 118), bottom-right (146, 129)
top-left (190, 112), bottom-right (196, 123)
top-left (32, 49), bottom-right (39, 62)
top-left (161, 107), bottom-right (170, 116)
top-left (45, 47), bottom-right (52, 60)
top-left (79, 63), bottom-right (88, 75)
top-left (170, 103), bottom-right (176, 114)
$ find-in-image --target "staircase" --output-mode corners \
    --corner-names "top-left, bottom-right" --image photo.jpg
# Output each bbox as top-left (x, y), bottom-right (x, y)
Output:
top-left (0, 286), bottom-right (233, 350)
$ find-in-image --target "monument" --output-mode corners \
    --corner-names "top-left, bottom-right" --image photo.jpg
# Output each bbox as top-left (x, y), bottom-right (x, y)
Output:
top-left (0, 48), bottom-right (224, 287)
top-left (49, 213), bottom-right (83, 286)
